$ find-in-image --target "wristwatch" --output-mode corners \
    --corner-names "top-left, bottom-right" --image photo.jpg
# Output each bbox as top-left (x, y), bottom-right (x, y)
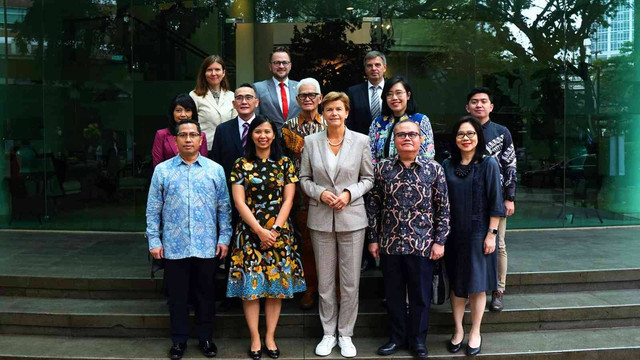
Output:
top-left (488, 228), bottom-right (498, 235)
top-left (271, 225), bottom-right (282, 233)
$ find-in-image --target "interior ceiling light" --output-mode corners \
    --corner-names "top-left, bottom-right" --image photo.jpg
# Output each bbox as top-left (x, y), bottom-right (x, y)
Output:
top-left (346, 7), bottom-right (355, 11)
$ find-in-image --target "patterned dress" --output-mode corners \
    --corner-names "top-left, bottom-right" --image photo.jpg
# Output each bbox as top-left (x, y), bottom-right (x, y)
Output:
top-left (226, 156), bottom-right (307, 300)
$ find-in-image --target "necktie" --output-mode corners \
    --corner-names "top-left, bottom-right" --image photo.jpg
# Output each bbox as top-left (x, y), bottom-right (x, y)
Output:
top-left (279, 82), bottom-right (289, 120)
top-left (370, 86), bottom-right (381, 120)
top-left (241, 122), bottom-right (250, 148)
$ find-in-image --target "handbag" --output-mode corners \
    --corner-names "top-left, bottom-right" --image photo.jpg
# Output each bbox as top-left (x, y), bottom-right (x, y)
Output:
top-left (431, 259), bottom-right (449, 305)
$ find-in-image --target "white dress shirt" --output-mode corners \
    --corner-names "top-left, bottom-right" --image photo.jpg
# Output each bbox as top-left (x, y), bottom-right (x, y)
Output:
top-left (272, 77), bottom-right (291, 113)
top-left (237, 114), bottom-right (256, 139)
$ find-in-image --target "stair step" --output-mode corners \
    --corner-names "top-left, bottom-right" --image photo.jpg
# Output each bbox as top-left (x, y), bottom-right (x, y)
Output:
top-left (0, 327), bottom-right (639, 359)
top-left (2, 289), bottom-right (639, 337)
top-left (2, 268), bottom-right (639, 299)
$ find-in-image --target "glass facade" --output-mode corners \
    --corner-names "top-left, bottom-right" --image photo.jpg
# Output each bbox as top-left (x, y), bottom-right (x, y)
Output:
top-left (1, 0), bottom-right (639, 231)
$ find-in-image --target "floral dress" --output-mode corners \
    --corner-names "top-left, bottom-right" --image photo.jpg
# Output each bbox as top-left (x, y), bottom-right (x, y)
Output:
top-left (226, 156), bottom-right (307, 300)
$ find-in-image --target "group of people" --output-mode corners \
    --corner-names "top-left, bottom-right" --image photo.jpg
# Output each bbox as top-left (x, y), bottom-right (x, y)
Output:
top-left (146, 48), bottom-right (517, 360)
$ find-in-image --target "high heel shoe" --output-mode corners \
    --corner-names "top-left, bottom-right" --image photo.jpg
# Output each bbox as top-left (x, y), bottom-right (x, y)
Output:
top-left (248, 347), bottom-right (262, 360)
top-left (466, 335), bottom-right (482, 356)
top-left (264, 346), bottom-right (280, 359)
top-left (447, 334), bottom-right (464, 353)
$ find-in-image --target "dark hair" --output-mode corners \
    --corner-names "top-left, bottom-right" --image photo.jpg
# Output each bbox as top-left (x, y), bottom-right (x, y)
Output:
top-left (466, 86), bottom-right (493, 103)
top-left (174, 119), bottom-right (202, 135)
top-left (168, 94), bottom-right (198, 135)
top-left (235, 83), bottom-right (257, 95)
top-left (270, 46), bottom-right (291, 61)
top-left (381, 76), bottom-right (418, 117)
top-left (194, 55), bottom-right (230, 96)
top-left (450, 115), bottom-right (486, 165)
top-left (244, 116), bottom-right (282, 162)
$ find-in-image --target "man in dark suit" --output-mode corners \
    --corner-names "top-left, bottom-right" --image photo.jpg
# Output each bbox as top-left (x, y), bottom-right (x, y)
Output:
top-left (346, 51), bottom-right (388, 272)
top-left (345, 51), bottom-right (388, 136)
top-left (254, 46), bottom-right (300, 130)
top-left (211, 83), bottom-right (259, 310)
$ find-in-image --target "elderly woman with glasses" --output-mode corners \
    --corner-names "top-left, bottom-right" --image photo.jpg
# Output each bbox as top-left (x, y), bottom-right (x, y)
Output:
top-left (442, 116), bottom-right (505, 356)
top-left (368, 75), bottom-right (435, 163)
top-left (281, 78), bottom-right (327, 310)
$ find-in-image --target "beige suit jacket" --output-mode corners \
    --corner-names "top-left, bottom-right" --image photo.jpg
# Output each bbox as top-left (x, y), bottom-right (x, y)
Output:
top-left (300, 128), bottom-right (374, 232)
top-left (189, 89), bottom-right (237, 151)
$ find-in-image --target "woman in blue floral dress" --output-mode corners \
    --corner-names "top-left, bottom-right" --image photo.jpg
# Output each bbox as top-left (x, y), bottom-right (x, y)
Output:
top-left (227, 116), bottom-right (306, 359)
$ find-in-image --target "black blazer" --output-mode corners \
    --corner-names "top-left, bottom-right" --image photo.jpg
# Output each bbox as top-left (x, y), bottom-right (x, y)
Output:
top-left (346, 82), bottom-right (374, 136)
top-left (211, 117), bottom-right (245, 227)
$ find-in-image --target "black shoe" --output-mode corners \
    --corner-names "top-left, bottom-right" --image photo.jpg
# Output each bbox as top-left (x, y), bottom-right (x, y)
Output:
top-left (447, 335), bottom-right (464, 353)
top-left (466, 336), bottom-right (482, 356)
top-left (377, 341), bottom-right (403, 356)
top-left (249, 348), bottom-right (262, 360)
top-left (264, 346), bottom-right (280, 359)
top-left (490, 290), bottom-right (504, 312)
top-left (169, 343), bottom-right (187, 360)
top-left (199, 340), bottom-right (217, 357)
top-left (412, 344), bottom-right (428, 359)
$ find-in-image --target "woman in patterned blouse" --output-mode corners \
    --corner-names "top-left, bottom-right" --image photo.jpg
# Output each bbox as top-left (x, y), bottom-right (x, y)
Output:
top-left (368, 75), bottom-right (435, 163)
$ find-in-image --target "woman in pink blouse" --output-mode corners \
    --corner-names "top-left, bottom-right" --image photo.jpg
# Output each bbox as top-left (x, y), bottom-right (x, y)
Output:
top-left (152, 93), bottom-right (208, 168)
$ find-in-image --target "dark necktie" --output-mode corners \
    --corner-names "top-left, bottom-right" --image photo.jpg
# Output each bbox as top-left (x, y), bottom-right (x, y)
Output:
top-left (241, 122), bottom-right (250, 148)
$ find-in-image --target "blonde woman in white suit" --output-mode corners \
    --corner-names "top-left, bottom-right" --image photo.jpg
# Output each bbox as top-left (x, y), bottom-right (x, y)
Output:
top-left (300, 92), bottom-right (374, 358)
top-left (190, 55), bottom-right (237, 156)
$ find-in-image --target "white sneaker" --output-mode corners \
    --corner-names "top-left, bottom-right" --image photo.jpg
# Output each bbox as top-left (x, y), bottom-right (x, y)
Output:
top-left (338, 336), bottom-right (357, 358)
top-left (315, 335), bottom-right (337, 356)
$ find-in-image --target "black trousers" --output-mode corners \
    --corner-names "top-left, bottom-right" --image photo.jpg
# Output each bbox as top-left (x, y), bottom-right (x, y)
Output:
top-left (380, 254), bottom-right (434, 347)
top-left (164, 257), bottom-right (218, 344)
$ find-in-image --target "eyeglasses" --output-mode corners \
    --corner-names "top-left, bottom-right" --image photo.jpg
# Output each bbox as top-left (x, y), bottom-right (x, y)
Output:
top-left (177, 132), bottom-right (201, 139)
top-left (297, 93), bottom-right (320, 100)
top-left (271, 61), bottom-right (291, 66)
top-left (456, 131), bottom-right (477, 139)
top-left (386, 90), bottom-right (407, 99)
top-left (234, 95), bottom-right (255, 102)
top-left (395, 131), bottom-right (420, 140)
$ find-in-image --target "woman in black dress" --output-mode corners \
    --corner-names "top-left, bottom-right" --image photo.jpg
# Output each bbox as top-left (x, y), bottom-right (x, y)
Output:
top-left (442, 116), bottom-right (505, 356)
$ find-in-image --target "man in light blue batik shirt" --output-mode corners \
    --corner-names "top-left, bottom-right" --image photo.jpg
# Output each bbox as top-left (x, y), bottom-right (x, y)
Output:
top-left (146, 119), bottom-right (232, 360)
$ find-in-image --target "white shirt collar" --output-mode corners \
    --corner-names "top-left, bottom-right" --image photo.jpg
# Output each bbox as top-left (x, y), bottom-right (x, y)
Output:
top-left (367, 79), bottom-right (384, 91)
top-left (272, 77), bottom-right (289, 87)
top-left (238, 114), bottom-right (256, 128)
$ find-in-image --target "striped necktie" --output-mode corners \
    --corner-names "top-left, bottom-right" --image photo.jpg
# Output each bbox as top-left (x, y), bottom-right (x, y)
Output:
top-left (370, 85), bottom-right (381, 120)
top-left (241, 122), bottom-right (250, 148)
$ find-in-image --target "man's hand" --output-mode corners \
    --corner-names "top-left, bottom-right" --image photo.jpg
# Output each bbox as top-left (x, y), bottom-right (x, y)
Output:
top-left (429, 243), bottom-right (444, 260)
top-left (369, 243), bottom-right (380, 259)
top-left (216, 244), bottom-right (228, 259)
top-left (504, 200), bottom-right (515, 216)
top-left (150, 246), bottom-right (164, 259)
top-left (330, 191), bottom-right (351, 211)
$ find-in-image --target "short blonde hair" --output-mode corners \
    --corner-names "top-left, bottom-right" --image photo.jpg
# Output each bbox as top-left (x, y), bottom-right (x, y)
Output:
top-left (321, 91), bottom-right (350, 112)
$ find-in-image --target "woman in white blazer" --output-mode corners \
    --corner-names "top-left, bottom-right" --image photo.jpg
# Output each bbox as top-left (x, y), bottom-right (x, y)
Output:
top-left (299, 92), bottom-right (374, 358)
top-left (189, 55), bottom-right (237, 155)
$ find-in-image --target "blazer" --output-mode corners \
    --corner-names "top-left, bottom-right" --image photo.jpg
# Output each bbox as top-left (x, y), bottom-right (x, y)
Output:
top-left (152, 128), bottom-right (208, 168)
top-left (345, 82), bottom-right (374, 136)
top-left (299, 128), bottom-right (374, 232)
top-left (254, 78), bottom-right (301, 130)
top-left (211, 117), bottom-right (244, 182)
top-left (189, 89), bottom-right (237, 152)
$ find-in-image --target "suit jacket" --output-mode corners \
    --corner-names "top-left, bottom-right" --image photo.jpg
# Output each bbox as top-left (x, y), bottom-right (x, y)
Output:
top-left (189, 90), bottom-right (237, 152)
top-left (345, 82), bottom-right (374, 136)
top-left (152, 128), bottom-right (208, 168)
top-left (299, 128), bottom-right (374, 232)
top-left (254, 78), bottom-right (301, 130)
top-left (211, 117), bottom-right (246, 227)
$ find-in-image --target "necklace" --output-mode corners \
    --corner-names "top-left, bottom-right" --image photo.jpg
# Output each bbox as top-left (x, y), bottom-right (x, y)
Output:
top-left (455, 163), bottom-right (472, 177)
top-left (327, 137), bottom-right (344, 146)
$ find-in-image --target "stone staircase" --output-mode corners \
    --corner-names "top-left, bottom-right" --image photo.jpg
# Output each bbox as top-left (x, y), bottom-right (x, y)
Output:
top-left (0, 229), bottom-right (640, 359)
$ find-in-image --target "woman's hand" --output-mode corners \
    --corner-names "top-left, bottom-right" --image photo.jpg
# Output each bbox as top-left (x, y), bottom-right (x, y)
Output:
top-left (320, 190), bottom-right (338, 206)
top-left (257, 228), bottom-right (277, 250)
top-left (483, 233), bottom-right (496, 255)
top-left (330, 191), bottom-right (351, 211)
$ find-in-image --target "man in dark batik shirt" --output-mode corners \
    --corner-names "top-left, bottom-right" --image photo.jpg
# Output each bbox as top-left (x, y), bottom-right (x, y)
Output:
top-left (366, 120), bottom-right (450, 359)
top-left (465, 87), bottom-right (517, 312)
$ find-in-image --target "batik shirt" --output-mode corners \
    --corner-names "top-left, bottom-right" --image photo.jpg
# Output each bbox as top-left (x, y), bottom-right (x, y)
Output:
top-left (482, 120), bottom-right (517, 199)
top-left (368, 113), bottom-right (435, 164)
top-left (146, 154), bottom-right (232, 259)
top-left (366, 155), bottom-right (450, 257)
